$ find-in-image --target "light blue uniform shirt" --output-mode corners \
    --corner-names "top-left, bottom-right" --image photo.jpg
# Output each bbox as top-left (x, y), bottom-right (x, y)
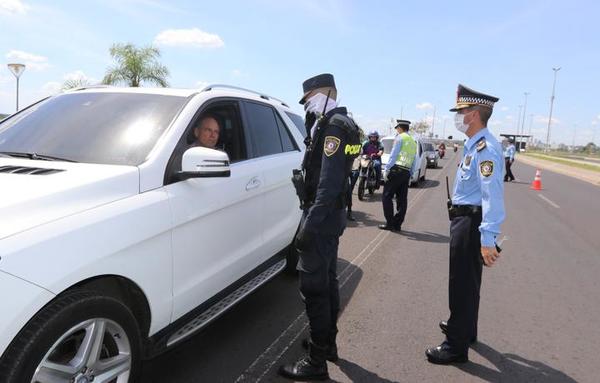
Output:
top-left (503, 144), bottom-right (516, 161)
top-left (384, 133), bottom-right (418, 175)
top-left (452, 128), bottom-right (505, 247)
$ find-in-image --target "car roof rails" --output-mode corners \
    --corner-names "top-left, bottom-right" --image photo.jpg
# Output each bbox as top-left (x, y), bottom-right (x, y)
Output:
top-left (201, 84), bottom-right (289, 108)
top-left (68, 85), bottom-right (113, 92)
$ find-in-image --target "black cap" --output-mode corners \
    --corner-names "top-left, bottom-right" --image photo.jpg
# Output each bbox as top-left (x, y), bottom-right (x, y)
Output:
top-left (450, 84), bottom-right (499, 112)
top-left (299, 73), bottom-right (336, 104)
top-left (395, 119), bottom-right (411, 130)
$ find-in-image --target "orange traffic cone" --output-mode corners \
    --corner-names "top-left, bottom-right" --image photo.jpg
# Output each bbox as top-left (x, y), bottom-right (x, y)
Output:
top-left (530, 169), bottom-right (543, 190)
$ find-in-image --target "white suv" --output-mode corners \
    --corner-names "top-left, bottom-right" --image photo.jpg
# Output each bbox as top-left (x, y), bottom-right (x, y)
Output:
top-left (0, 85), bottom-right (305, 382)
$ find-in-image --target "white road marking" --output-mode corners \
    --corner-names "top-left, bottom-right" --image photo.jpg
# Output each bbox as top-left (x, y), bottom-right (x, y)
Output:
top-left (538, 194), bottom-right (560, 209)
top-left (235, 155), bottom-right (457, 382)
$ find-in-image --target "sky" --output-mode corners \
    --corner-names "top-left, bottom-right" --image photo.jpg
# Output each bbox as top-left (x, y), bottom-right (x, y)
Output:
top-left (1, 0), bottom-right (599, 146)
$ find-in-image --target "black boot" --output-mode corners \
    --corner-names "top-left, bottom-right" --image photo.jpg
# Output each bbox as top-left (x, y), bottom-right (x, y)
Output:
top-left (280, 342), bottom-right (329, 381)
top-left (301, 335), bottom-right (338, 361)
top-left (346, 209), bottom-right (356, 221)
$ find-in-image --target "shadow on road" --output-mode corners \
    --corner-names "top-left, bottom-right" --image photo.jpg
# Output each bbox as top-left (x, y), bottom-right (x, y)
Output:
top-left (457, 342), bottom-right (577, 383)
top-left (414, 179), bottom-right (440, 189)
top-left (335, 358), bottom-right (399, 383)
top-left (401, 230), bottom-right (449, 244)
top-left (142, 259), bottom-right (364, 382)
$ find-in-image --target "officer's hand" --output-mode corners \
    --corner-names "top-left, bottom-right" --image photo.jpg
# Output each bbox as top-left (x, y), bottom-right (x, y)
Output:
top-left (383, 170), bottom-right (389, 182)
top-left (481, 246), bottom-right (500, 267)
top-left (294, 228), bottom-right (313, 252)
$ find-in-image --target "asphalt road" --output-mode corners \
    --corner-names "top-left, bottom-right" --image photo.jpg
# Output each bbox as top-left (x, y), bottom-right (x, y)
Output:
top-left (141, 151), bottom-right (600, 383)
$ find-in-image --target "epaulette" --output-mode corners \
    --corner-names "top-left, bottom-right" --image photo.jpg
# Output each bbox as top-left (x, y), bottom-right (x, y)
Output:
top-left (328, 113), bottom-right (358, 135)
top-left (476, 137), bottom-right (487, 152)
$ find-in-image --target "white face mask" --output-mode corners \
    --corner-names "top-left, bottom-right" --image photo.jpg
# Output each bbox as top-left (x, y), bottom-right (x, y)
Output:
top-left (304, 92), bottom-right (337, 116)
top-left (454, 112), bottom-right (470, 133)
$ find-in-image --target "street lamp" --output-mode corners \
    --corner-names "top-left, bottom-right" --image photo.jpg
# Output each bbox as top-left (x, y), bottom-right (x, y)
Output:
top-left (520, 92), bottom-right (530, 146)
top-left (7, 63), bottom-right (26, 112)
top-left (545, 67), bottom-right (561, 152)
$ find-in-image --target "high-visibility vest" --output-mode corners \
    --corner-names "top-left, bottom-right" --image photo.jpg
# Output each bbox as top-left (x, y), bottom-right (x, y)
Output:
top-left (395, 132), bottom-right (417, 169)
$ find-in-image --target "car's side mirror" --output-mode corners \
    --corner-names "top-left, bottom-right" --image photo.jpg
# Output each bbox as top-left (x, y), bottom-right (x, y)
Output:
top-left (177, 147), bottom-right (231, 180)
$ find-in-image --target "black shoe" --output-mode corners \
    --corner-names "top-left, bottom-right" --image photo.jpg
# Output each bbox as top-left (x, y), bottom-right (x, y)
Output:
top-left (279, 355), bottom-right (329, 381)
top-left (439, 321), bottom-right (477, 344)
top-left (301, 338), bottom-right (338, 362)
top-left (378, 224), bottom-right (398, 231)
top-left (425, 343), bottom-right (468, 365)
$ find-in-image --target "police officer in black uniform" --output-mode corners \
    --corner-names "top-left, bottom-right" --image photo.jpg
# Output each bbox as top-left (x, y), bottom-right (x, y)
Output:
top-left (281, 73), bottom-right (361, 381)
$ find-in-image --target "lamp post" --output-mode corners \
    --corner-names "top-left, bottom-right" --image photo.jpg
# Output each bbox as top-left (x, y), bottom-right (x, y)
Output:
top-left (516, 105), bottom-right (523, 150)
top-left (520, 92), bottom-right (530, 145)
top-left (7, 63), bottom-right (26, 112)
top-left (545, 67), bottom-right (561, 152)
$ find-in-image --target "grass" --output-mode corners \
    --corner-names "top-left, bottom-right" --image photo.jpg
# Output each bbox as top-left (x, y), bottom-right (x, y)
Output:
top-left (523, 153), bottom-right (600, 173)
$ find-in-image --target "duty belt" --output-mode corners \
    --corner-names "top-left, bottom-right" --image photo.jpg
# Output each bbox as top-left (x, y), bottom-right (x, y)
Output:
top-left (448, 204), bottom-right (481, 220)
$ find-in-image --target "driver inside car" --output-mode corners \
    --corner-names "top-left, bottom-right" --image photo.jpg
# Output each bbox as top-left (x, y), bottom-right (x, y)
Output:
top-left (361, 130), bottom-right (384, 188)
top-left (193, 114), bottom-right (221, 149)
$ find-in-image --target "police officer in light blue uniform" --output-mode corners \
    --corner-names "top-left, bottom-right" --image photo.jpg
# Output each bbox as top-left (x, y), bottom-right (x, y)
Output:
top-left (426, 84), bottom-right (505, 365)
top-left (504, 138), bottom-right (516, 182)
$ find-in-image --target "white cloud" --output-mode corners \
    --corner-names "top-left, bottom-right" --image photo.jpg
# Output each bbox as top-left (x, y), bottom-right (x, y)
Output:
top-left (154, 28), bottom-right (224, 48)
top-left (0, 0), bottom-right (29, 14)
top-left (41, 81), bottom-right (61, 95)
top-left (195, 80), bottom-right (209, 89)
top-left (63, 70), bottom-right (97, 84)
top-left (501, 106), bottom-right (509, 112)
top-left (5, 50), bottom-right (49, 71)
top-left (416, 102), bottom-right (433, 110)
top-left (231, 69), bottom-right (242, 77)
top-left (597, 114), bottom-right (600, 120)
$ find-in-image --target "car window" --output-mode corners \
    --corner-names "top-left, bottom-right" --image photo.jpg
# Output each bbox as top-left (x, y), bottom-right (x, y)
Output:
top-left (285, 112), bottom-right (307, 138)
top-left (274, 112), bottom-right (299, 152)
top-left (0, 92), bottom-right (188, 166)
top-left (244, 101), bottom-right (285, 157)
top-left (165, 99), bottom-right (249, 184)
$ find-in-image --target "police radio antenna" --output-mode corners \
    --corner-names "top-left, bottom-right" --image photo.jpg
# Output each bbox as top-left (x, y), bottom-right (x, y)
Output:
top-left (321, 89), bottom-right (331, 117)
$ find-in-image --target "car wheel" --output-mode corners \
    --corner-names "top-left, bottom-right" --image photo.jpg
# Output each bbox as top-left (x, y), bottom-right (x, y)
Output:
top-left (0, 290), bottom-right (141, 383)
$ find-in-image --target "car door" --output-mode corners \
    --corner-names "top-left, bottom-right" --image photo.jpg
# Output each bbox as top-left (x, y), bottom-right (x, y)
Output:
top-left (240, 101), bottom-right (302, 258)
top-left (165, 99), bottom-right (265, 320)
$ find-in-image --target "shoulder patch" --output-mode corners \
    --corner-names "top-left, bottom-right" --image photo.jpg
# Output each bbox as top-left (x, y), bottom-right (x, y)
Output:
top-left (480, 160), bottom-right (494, 177)
top-left (324, 136), bottom-right (341, 157)
top-left (476, 138), bottom-right (487, 152)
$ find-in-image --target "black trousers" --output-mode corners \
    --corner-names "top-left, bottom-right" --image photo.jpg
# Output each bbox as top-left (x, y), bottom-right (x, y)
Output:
top-left (298, 233), bottom-right (340, 345)
top-left (447, 212), bottom-right (483, 353)
top-left (504, 158), bottom-right (515, 181)
top-left (382, 168), bottom-right (410, 229)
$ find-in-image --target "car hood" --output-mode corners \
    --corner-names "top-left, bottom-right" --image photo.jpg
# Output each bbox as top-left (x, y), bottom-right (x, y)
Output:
top-left (0, 159), bottom-right (139, 240)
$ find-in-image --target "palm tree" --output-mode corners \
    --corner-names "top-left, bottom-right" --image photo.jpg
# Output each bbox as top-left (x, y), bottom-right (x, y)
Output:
top-left (102, 43), bottom-right (169, 87)
top-left (62, 78), bottom-right (92, 91)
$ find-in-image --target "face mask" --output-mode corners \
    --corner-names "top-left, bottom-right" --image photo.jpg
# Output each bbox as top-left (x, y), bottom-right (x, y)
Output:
top-left (304, 92), bottom-right (335, 115)
top-left (454, 112), bottom-right (470, 133)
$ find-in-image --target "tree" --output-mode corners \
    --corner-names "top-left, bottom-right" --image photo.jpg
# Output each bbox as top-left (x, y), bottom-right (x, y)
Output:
top-left (412, 120), bottom-right (430, 136)
top-left (62, 77), bottom-right (91, 91)
top-left (102, 43), bottom-right (169, 87)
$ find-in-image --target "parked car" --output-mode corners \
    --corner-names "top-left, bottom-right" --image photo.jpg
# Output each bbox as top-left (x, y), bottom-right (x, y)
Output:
top-left (380, 135), bottom-right (427, 186)
top-left (0, 85), bottom-right (305, 382)
top-left (422, 141), bottom-right (440, 168)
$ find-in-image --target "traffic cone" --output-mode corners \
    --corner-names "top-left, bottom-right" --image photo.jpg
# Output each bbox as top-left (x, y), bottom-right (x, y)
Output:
top-left (530, 169), bottom-right (542, 190)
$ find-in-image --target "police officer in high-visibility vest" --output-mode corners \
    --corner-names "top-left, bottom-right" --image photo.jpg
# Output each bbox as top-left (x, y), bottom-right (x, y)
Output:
top-left (379, 120), bottom-right (417, 231)
top-left (282, 73), bottom-right (361, 381)
top-left (426, 84), bottom-right (505, 365)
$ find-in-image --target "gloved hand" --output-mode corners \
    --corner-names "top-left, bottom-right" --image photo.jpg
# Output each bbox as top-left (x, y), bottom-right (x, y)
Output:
top-left (294, 227), bottom-right (313, 252)
top-left (383, 170), bottom-right (389, 182)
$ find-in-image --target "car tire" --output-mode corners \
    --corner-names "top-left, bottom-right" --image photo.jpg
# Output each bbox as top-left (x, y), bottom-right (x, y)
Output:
top-left (0, 290), bottom-right (142, 383)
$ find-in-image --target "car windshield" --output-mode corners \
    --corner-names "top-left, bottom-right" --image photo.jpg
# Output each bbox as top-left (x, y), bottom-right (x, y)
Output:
top-left (0, 92), bottom-right (188, 166)
top-left (423, 143), bottom-right (434, 151)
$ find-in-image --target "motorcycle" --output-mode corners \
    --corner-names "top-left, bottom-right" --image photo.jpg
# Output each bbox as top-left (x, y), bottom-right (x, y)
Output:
top-left (357, 154), bottom-right (378, 201)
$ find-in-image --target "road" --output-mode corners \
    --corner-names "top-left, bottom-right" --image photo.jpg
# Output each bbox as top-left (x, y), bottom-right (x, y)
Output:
top-left (141, 150), bottom-right (600, 383)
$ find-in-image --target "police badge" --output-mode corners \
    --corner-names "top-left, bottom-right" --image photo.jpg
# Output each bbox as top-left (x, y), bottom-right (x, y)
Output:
top-left (324, 136), bottom-right (340, 157)
top-left (480, 160), bottom-right (494, 177)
